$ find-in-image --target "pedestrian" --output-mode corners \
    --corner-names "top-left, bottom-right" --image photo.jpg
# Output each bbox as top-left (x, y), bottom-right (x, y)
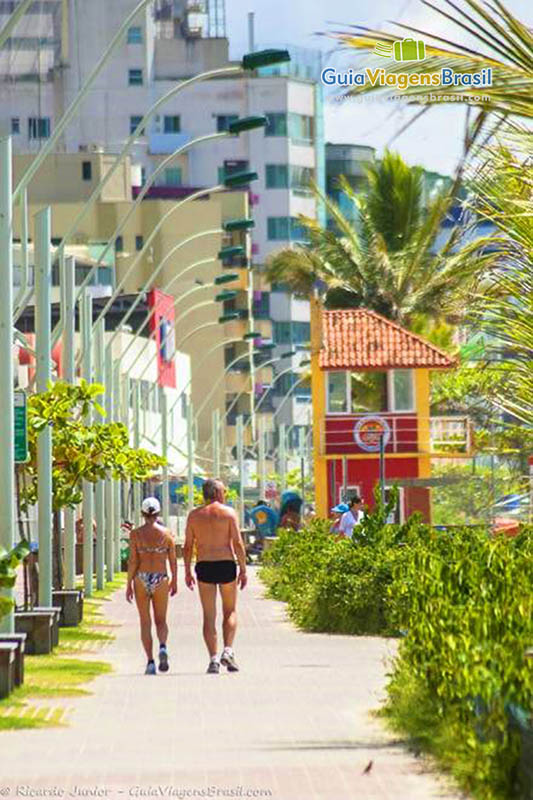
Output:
top-left (338, 495), bottom-right (365, 539)
top-left (126, 497), bottom-right (178, 675)
top-left (183, 478), bottom-right (247, 674)
top-left (330, 503), bottom-right (349, 534)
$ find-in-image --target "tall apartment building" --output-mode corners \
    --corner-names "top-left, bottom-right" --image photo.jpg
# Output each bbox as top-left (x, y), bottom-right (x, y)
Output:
top-left (0, 0), bottom-right (324, 456)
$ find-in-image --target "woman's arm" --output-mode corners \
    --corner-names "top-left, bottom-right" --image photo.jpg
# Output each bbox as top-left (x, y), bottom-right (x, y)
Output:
top-left (126, 532), bottom-right (140, 603)
top-left (167, 532), bottom-right (178, 596)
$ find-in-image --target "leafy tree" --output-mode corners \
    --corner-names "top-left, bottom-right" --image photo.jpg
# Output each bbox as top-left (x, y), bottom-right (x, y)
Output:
top-left (266, 152), bottom-right (496, 326)
top-left (20, 381), bottom-right (165, 513)
top-left (0, 541), bottom-right (30, 621)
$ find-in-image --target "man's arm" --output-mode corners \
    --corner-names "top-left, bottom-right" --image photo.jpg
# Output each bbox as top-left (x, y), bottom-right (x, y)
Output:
top-left (126, 532), bottom-right (140, 602)
top-left (183, 514), bottom-right (196, 589)
top-left (167, 531), bottom-right (178, 595)
top-left (229, 510), bottom-right (247, 589)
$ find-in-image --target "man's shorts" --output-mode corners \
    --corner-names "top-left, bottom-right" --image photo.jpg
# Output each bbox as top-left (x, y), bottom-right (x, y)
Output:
top-left (195, 560), bottom-right (237, 585)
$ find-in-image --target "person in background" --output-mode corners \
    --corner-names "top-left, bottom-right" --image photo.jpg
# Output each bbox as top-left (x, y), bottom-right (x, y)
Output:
top-left (330, 503), bottom-right (349, 535)
top-left (126, 497), bottom-right (177, 675)
top-left (280, 499), bottom-right (302, 531)
top-left (338, 495), bottom-right (365, 539)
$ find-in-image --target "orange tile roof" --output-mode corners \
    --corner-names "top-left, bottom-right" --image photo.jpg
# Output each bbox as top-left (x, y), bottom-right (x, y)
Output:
top-left (319, 309), bottom-right (456, 370)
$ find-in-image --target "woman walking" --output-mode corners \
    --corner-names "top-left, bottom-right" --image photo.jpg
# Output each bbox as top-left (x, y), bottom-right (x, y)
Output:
top-left (126, 497), bottom-right (178, 674)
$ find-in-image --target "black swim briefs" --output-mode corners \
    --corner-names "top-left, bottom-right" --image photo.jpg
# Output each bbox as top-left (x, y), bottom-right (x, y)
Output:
top-left (195, 560), bottom-right (237, 585)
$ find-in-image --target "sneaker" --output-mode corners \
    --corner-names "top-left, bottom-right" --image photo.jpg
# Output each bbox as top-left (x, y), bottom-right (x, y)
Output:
top-left (145, 660), bottom-right (156, 675)
top-left (220, 650), bottom-right (239, 672)
top-left (206, 659), bottom-right (220, 674)
top-left (158, 647), bottom-right (169, 673)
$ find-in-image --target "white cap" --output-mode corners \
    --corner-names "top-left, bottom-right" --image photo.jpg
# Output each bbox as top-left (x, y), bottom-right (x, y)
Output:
top-left (141, 497), bottom-right (161, 516)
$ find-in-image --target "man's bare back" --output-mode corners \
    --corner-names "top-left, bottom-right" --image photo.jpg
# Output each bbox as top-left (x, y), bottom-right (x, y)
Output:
top-left (186, 501), bottom-right (239, 562)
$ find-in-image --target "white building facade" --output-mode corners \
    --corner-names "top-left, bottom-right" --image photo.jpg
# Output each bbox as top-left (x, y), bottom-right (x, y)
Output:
top-left (1, 0), bottom-right (324, 437)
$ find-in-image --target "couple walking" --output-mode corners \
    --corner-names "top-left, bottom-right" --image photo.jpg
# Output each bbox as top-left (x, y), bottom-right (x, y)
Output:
top-left (126, 478), bottom-right (248, 675)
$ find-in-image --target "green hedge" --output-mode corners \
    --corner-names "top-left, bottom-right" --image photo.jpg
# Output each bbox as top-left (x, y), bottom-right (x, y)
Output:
top-left (260, 499), bottom-right (533, 800)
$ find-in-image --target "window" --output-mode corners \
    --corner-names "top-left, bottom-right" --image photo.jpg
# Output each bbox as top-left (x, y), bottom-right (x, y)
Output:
top-left (290, 165), bottom-right (313, 194)
top-left (273, 321), bottom-right (310, 344)
top-left (135, 235), bottom-right (144, 251)
top-left (267, 217), bottom-right (290, 241)
top-left (350, 372), bottom-right (387, 413)
top-left (130, 115), bottom-right (144, 135)
top-left (292, 322), bottom-right (310, 343)
top-left (115, 236), bottom-right (123, 252)
top-left (265, 164), bottom-right (288, 189)
top-left (28, 117), bottom-right (50, 139)
top-left (128, 69), bottom-right (143, 86)
top-left (11, 117), bottom-right (20, 134)
top-left (216, 114), bottom-right (238, 132)
top-left (163, 115), bottom-right (180, 133)
top-left (265, 112), bottom-right (287, 137)
top-left (273, 322), bottom-right (291, 344)
top-left (327, 372), bottom-right (348, 413)
top-left (164, 167), bottom-right (182, 186)
top-left (82, 161), bottom-right (92, 181)
top-left (390, 369), bottom-right (414, 411)
top-left (127, 25), bottom-right (143, 44)
top-left (288, 113), bottom-right (314, 145)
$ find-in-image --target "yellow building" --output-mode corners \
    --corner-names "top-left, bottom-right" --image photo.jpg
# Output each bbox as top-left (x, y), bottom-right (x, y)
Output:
top-left (311, 298), bottom-right (470, 521)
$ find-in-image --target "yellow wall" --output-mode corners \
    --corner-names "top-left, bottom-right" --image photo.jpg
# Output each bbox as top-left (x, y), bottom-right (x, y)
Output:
top-left (310, 296), bottom-right (328, 518)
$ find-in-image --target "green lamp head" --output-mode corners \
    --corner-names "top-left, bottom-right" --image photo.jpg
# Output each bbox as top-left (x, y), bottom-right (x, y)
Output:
top-left (218, 245), bottom-right (244, 260)
top-left (222, 170), bottom-right (258, 188)
top-left (242, 49), bottom-right (291, 70)
top-left (223, 218), bottom-right (255, 232)
top-left (214, 273), bottom-right (239, 285)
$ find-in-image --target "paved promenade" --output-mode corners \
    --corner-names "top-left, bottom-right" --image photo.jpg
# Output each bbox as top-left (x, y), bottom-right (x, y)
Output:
top-left (2, 568), bottom-right (461, 800)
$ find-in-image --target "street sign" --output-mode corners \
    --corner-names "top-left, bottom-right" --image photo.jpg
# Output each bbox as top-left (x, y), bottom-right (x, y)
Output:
top-left (14, 390), bottom-right (28, 463)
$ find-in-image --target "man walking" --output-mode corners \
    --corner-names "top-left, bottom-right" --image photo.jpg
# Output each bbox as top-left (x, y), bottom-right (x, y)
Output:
top-left (183, 479), bottom-right (247, 674)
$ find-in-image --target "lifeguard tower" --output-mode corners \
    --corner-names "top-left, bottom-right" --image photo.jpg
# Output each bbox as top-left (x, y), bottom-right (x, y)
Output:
top-left (310, 300), bottom-right (470, 522)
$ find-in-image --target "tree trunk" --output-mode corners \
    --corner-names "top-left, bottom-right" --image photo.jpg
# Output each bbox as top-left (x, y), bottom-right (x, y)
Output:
top-left (53, 510), bottom-right (63, 590)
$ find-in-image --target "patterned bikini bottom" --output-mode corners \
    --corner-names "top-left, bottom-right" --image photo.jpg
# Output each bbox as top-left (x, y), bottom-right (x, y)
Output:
top-left (136, 572), bottom-right (168, 597)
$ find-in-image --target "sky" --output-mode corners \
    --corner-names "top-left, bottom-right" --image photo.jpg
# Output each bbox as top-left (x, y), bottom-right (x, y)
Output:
top-left (224, 0), bottom-right (530, 176)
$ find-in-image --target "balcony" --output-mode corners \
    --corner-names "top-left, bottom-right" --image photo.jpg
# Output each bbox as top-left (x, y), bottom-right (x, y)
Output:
top-left (318, 414), bottom-right (472, 458)
top-left (149, 132), bottom-right (192, 154)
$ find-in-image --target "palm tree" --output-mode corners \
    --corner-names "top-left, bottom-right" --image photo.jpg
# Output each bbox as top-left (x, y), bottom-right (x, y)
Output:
top-left (266, 150), bottom-right (495, 327)
top-left (330, 0), bottom-right (533, 129)
top-left (466, 127), bottom-right (533, 423)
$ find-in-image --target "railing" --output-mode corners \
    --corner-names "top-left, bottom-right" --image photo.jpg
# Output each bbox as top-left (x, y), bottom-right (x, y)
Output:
top-left (319, 414), bottom-right (472, 457)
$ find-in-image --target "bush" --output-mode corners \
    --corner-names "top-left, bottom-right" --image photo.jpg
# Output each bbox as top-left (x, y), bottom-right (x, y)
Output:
top-left (261, 500), bottom-right (533, 799)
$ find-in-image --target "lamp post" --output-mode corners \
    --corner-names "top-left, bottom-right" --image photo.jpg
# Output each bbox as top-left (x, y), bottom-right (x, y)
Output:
top-left (0, 136), bottom-right (15, 632)
top-left (80, 290), bottom-right (94, 597)
top-left (35, 206), bottom-right (53, 608)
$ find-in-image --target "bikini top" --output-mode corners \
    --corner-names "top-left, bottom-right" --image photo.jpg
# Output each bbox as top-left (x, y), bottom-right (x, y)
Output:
top-left (135, 535), bottom-right (169, 555)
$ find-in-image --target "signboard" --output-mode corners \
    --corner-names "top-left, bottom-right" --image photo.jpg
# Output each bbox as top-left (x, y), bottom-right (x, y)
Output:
top-left (147, 289), bottom-right (177, 389)
top-left (14, 390), bottom-right (28, 463)
top-left (353, 415), bottom-right (391, 452)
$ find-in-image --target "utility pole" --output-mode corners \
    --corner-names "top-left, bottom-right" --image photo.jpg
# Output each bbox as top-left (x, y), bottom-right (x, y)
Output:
top-left (81, 290), bottom-right (94, 596)
top-left (133, 379), bottom-right (141, 525)
top-left (113, 360), bottom-right (121, 571)
top-left (35, 207), bottom-right (53, 608)
top-left (0, 136), bottom-right (15, 632)
top-left (104, 355), bottom-right (114, 581)
top-left (63, 256), bottom-right (76, 589)
top-left (379, 433), bottom-right (386, 506)
top-left (187, 398), bottom-right (194, 512)
top-left (258, 415), bottom-right (266, 501)
top-left (94, 318), bottom-right (105, 590)
top-left (212, 408), bottom-right (220, 477)
top-left (279, 423), bottom-right (287, 495)
top-left (237, 415), bottom-right (245, 528)
top-left (160, 386), bottom-right (169, 526)
top-left (299, 426), bottom-right (306, 507)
